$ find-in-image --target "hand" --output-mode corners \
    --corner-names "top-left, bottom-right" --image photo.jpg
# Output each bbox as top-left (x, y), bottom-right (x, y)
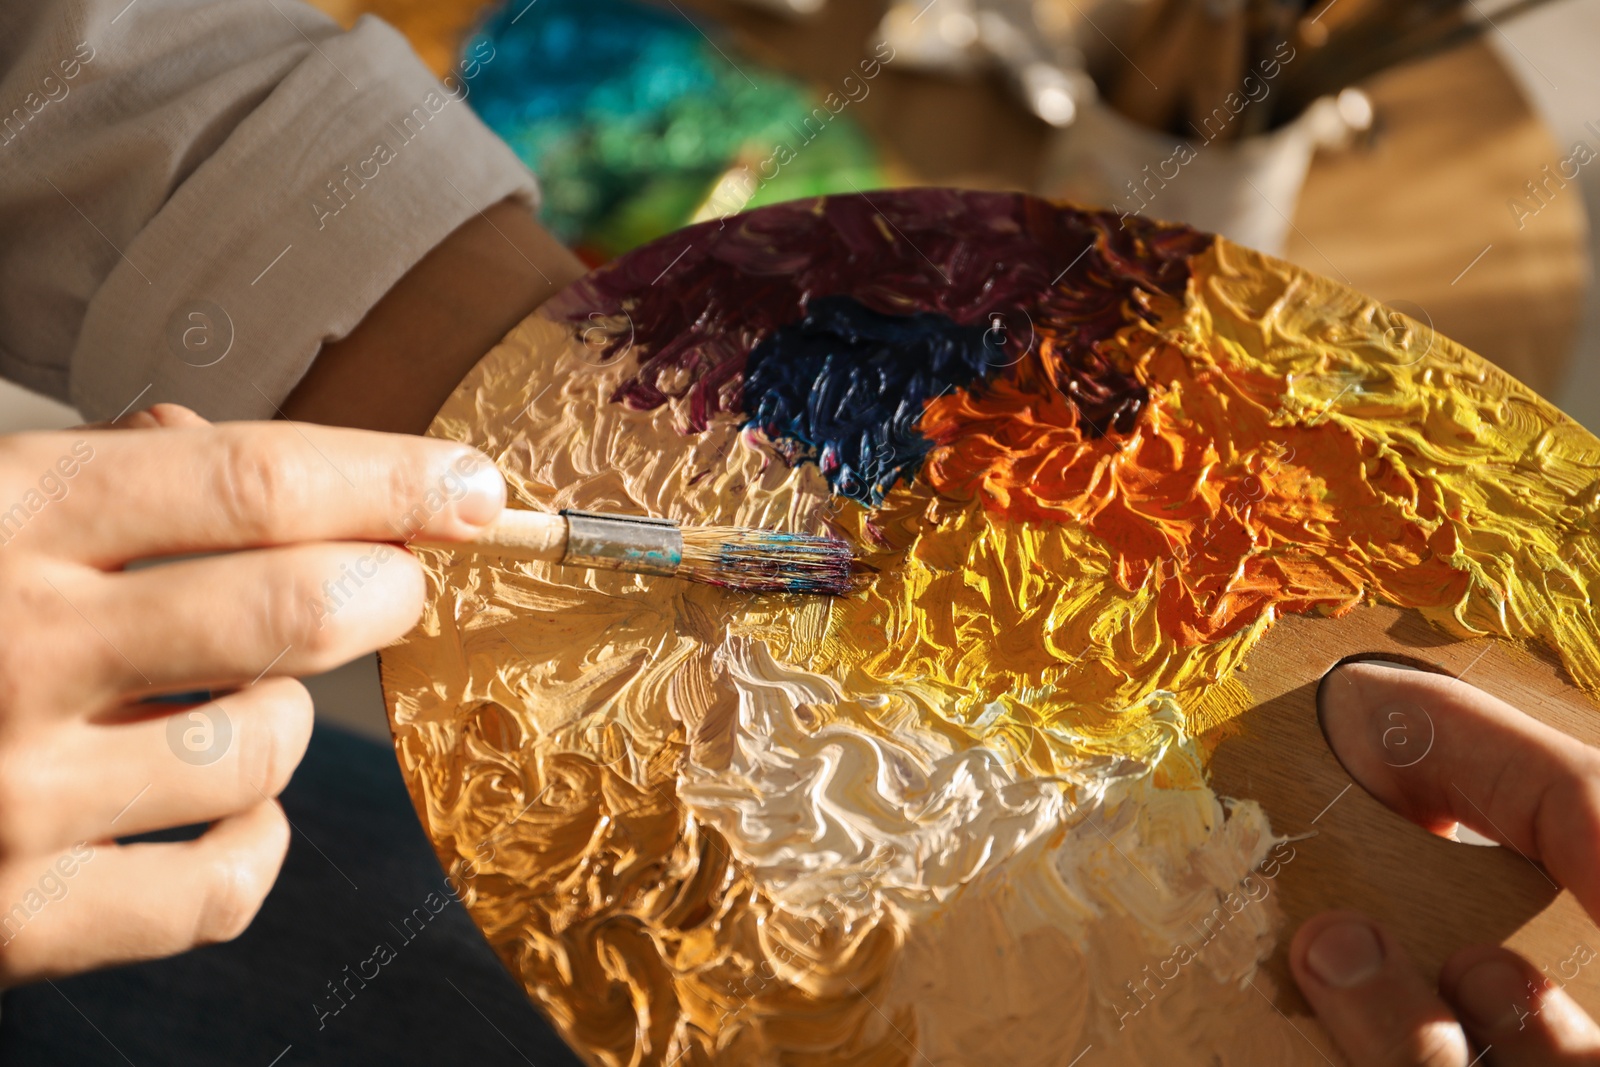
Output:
top-left (1295, 661), bottom-right (1600, 1065)
top-left (0, 404), bottom-right (503, 986)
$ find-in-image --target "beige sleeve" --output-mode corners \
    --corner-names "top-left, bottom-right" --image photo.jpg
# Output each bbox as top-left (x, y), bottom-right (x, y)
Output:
top-left (0, 0), bottom-right (537, 421)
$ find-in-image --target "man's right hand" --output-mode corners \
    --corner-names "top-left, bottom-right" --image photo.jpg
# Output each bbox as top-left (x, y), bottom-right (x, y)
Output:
top-left (0, 404), bottom-right (503, 986)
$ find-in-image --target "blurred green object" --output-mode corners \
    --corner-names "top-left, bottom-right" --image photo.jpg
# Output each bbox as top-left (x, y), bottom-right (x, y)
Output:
top-left (465, 0), bottom-right (889, 264)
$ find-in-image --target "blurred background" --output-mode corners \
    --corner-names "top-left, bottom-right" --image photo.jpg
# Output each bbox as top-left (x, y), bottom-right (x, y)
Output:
top-left (21, 0), bottom-right (1596, 736)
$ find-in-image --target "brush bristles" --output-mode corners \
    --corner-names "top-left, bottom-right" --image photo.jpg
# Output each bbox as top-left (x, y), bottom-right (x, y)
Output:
top-left (678, 525), bottom-right (856, 596)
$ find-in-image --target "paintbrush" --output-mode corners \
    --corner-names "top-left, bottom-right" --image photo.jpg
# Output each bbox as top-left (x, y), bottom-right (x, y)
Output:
top-left (414, 508), bottom-right (856, 596)
top-left (1099, 0), bottom-right (1561, 138)
top-left (1274, 0), bottom-right (1562, 120)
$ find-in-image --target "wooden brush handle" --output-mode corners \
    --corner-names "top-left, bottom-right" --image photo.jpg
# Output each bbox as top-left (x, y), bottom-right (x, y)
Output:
top-left (412, 510), bottom-right (568, 563)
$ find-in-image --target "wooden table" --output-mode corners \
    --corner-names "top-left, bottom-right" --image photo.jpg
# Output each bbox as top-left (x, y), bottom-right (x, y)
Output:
top-left (683, 0), bottom-right (1588, 397)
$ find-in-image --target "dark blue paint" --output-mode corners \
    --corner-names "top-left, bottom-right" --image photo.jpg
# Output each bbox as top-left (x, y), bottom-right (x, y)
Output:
top-left (741, 295), bottom-right (1000, 505)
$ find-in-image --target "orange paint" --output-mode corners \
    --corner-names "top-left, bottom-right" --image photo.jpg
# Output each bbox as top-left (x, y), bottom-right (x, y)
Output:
top-left (921, 293), bottom-right (1469, 646)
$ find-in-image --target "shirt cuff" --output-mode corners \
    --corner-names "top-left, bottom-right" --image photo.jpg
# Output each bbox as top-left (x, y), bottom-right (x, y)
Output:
top-left (68, 15), bottom-right (537, 423)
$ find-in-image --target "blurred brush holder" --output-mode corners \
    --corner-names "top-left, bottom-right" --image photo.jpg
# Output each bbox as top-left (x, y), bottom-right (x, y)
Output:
top-left (875, 0), bottom-right (1094, 126)
top-left (1039, 93), bottom-right (1352, 255)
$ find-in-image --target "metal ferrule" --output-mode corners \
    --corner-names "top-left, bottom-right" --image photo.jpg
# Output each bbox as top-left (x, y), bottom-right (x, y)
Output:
top-left (560, 510), bottom-right (683, 576)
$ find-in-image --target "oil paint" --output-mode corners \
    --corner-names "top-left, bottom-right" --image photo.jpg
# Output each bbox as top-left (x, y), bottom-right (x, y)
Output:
top-left (382, 189), bottom-right (1600, 1065)
top-left (315, 0), bottom-right (889, 262)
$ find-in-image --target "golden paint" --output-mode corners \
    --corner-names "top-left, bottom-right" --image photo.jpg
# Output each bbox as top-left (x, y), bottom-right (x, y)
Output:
top-left (382, 228), bottom-right (1600, 1064)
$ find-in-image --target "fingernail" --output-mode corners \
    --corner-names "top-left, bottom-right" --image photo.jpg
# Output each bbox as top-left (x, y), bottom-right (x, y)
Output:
top-left (1306, 919), bottom-right (1386, 989)
top-left (1455, 959), bottom-right (1528, 1031)
top-left (456, 454), bottom-right (505, 527)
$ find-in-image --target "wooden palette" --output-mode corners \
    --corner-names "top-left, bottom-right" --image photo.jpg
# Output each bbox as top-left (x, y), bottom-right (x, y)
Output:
top-left (1213, 606), bottom-right (1600, 1036)
top-left (380, 189), bottom-right (1600, 1065)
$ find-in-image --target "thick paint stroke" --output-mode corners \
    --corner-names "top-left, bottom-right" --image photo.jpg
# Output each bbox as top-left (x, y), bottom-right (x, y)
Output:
top-left (556, 190), bottom-right (1208, 436)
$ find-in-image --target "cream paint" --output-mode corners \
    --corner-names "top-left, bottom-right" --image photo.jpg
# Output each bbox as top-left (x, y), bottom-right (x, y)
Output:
top-left (687, 639), bottom-right (1310, 1060)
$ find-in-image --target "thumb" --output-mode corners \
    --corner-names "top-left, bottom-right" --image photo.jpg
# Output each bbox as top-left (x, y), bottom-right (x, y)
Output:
top-left (1317, 660), bottom-right (1600, 924)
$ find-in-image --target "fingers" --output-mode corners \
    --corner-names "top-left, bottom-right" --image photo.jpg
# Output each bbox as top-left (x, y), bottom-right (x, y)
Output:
top-left (0, 800), bottom-right (289, 987)
top-left (79, 542), bottom-right (425, 695)
top-left (0, 679), bottom-right (312, 855)
top-left (0, 421), bottom-right (503, 566)
top-left (1440, 945), bottom-right (1600, 1065)
top-left (1294, 912), bottom-right (1600, 1067)
top-left (1291, 911), bottom-right (1471, 1066)
top-left (1317, 661), bottom-right (1600, 922)
top-left (89, 403), bottom-right (212, 430)
top-left (1310, 667), bottom-right (1600, 1063)
top-left (130, 402), bottom-right (211, 429)
top-left (0, 406), bottom-right (443, 985)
